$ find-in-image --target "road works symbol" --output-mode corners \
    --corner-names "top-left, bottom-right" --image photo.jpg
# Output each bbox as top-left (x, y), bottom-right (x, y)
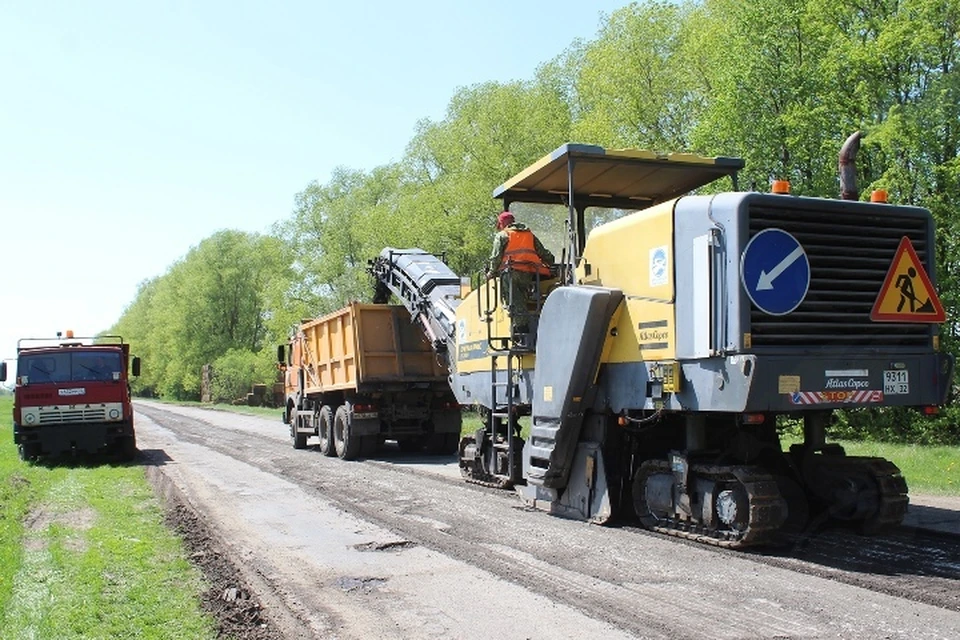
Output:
top-left (871, 236), bottom-right (945, 322)
top-left (740, 228), bottom-right (810, 316)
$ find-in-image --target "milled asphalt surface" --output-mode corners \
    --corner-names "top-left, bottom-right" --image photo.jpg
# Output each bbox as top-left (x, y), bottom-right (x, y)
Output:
top-left (134, 401), bottom-right (960, 639)
top-left (902, 494), bottom-right (960, 535)
top-left (377, 451), bottom-right (960, 536)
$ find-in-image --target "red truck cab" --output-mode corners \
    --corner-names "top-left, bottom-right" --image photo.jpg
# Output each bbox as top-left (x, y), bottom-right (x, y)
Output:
top-left (0, 333), bottom-right (141, 461)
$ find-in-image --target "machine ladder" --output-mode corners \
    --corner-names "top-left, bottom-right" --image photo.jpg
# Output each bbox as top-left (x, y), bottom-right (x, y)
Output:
top-left (487, 350), bottom-right (524, 483)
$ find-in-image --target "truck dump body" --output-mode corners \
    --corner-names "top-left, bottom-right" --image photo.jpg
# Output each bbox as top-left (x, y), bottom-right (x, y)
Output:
top-left (282, 303), bottom-right (461, 459)
top-left (299, 303), bottom-right (448, 394)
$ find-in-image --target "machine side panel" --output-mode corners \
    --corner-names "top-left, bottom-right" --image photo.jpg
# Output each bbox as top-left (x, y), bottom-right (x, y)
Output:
top-left (579, 200), bottom-right (677, 362)
top-left (525, 286), bottom-right (623, 489)
top-left (674, 193), bottom-right (745, 358)
top-left (597, 357), bottom-right (756, 413)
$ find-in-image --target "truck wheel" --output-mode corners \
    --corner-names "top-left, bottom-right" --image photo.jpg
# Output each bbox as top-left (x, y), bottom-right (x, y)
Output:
top-left (318, 405), bottom-right (336, 457)
top-left (334, 405), bottom-right (361, 460)
top-left (117, 431), bottom-right (138, 462)
top-left (290, 409), bottom-right (308, 450)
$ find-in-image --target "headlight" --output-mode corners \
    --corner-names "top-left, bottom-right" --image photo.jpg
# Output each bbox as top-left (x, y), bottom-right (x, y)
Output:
top-left (108, 408), bottom-right (120, 419)
top-left (24, 413), bottom-right (36, 424)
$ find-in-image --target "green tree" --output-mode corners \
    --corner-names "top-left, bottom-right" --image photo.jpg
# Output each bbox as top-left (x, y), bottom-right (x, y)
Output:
top-left (209, 348), bottom-right (279, 405)
top-left (399, 79), bottom-right (574, 273)
top-left (111, 277), bottom-right (161, 397)
top-left (572, 1), bottom-right (699, 151)
top-left (277, 78), bottom-right (575, 317)
top-left (111, 230), bottom-right (289, 400)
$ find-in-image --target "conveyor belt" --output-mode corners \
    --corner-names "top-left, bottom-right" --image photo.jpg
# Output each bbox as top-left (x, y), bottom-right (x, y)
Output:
top-left (369, 248), bottom-right (462, 354)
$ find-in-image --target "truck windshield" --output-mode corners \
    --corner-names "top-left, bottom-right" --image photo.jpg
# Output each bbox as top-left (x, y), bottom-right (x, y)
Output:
top-left (18, 351), bottom-right (123, 384)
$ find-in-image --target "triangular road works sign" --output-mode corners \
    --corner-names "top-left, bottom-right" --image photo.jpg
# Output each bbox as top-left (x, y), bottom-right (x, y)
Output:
top-left (871, 236), bottom-right (946, 322)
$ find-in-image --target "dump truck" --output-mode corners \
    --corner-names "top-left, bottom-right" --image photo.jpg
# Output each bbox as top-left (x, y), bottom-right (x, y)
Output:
top-left (369, 137), bottom-right (953, 547)
top-left (1, 332), bottom-right (141, 461)
top-left (279, 303), bottom-right (462, 459)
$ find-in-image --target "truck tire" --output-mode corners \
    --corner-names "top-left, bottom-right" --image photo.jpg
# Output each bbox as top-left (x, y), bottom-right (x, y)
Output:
top-left (118, 430), bottom-right (138, 462)
top-left (334, 405), bottom-right (361, 460)
top-left (318, 405), bottom-right (336, 457)
top-left (290, 409), bottom-right (308, 450)
top-left (17, 443), bottom-right (38, 462)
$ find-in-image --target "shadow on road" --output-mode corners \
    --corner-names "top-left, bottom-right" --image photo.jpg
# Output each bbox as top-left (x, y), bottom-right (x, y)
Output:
top-left (137, 448), bottom-right (174, 466)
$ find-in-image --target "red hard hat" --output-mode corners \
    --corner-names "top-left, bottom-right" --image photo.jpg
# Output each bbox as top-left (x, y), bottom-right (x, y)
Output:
top-left (497, 211), bottom-right (515, 226)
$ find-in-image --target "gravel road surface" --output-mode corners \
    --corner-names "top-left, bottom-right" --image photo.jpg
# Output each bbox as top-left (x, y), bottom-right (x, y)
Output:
top-left (134, 401), bottom-right (960, 640)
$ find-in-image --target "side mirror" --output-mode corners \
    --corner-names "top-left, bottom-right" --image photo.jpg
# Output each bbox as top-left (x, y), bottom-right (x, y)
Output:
top-left (277, 345), bottom-right (285, 365)
top-left (131, 357), bottom-right (141, 377)
top-left (0, 361), bottom-right (6, 382)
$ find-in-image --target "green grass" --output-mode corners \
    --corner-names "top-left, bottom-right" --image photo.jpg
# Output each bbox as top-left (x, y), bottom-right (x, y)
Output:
top-left (0, 396), bottom-right (218, 639)
top-left (148, 398), bottom-right (283, 420)
top-left (831, 440), bottom-right (959, 496)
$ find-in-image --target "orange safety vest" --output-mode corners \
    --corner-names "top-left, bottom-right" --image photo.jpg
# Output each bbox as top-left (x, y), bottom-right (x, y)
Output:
top-left (500, 228), bottom-right (551, 276)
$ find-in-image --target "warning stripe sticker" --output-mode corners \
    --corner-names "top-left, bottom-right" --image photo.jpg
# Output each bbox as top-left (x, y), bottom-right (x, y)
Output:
top-left (790, 390), bottom-right (884, 405)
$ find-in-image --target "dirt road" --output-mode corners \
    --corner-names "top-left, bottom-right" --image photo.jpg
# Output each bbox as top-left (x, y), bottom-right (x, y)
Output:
top-left (135, 401), bottom-right (960, 640)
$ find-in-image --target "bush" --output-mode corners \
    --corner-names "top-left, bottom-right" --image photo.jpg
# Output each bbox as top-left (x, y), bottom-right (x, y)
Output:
top-left (831, 406), bottom-right (960, 446)
top-left (209, 349), bottom-right (277, 404)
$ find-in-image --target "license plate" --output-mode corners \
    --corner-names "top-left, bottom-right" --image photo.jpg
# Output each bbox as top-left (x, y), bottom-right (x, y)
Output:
top-left (883, 369), bottom-right (909, 395)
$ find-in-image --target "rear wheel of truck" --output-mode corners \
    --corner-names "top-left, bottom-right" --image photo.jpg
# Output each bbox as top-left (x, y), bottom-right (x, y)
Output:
top-left (318, 405), bottom-right (336, 457)
top-left (334, 405), bottom-right (361, 460)
top-left (290, 409), bottom-right (308, 450)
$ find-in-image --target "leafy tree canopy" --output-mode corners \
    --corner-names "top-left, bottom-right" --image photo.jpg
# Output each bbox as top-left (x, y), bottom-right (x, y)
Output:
top-left (111, 0), bottom-right (960, 442)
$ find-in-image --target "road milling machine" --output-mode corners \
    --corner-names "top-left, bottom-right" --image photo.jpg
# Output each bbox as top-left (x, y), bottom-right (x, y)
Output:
top-left (369, 139), bottom-right (953, 547)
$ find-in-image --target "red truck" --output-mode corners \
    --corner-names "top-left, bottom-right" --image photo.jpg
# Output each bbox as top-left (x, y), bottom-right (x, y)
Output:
top-left (0, 332), bottom-right (141, 461)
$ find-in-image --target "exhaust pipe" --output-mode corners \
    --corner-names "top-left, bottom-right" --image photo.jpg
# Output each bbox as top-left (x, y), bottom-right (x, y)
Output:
top-left (839, 131), bottom-right (862, 201)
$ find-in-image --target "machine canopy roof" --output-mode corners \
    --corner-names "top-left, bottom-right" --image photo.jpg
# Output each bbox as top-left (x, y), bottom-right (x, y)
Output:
top-left (493, 143), bottom-right (745, 211)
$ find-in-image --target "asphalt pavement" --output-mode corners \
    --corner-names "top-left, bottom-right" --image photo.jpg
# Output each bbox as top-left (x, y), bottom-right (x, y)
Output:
top-left (905, 494), bottom-right (960, 535)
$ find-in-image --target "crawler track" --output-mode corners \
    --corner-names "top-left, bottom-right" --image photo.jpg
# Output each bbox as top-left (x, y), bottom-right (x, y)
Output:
top-left (634, 460), bottom-right (786, 548)
top-left (457, 435), bottom-right (521, 489)
top-left (806, 455), bottom-right (909, 532)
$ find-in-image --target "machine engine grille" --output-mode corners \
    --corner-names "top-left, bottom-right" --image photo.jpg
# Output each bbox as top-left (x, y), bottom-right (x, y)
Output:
top-left (748, 200), bottom-right (933, 348)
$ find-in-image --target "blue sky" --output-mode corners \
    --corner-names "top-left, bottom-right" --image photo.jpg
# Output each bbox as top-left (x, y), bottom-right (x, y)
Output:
top-left (0, 0), bottom-right (627, 378)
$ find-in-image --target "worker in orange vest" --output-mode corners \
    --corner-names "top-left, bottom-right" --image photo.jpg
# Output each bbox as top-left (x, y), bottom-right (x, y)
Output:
top-left (487, 211), bottom-right (555, 335)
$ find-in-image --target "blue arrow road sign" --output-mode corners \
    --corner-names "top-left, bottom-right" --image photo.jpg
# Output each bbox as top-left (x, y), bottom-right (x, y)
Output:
top-left (740, 228), bottom-right (810, 315)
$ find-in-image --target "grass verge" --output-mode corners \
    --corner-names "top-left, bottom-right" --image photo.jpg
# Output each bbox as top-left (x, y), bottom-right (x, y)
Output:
top-left (834, 440), bottom-right (959, 496)
top-left (152, 398), bottom-right (282, 420)
top-left (0, 396), bottom-right (218, 639)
